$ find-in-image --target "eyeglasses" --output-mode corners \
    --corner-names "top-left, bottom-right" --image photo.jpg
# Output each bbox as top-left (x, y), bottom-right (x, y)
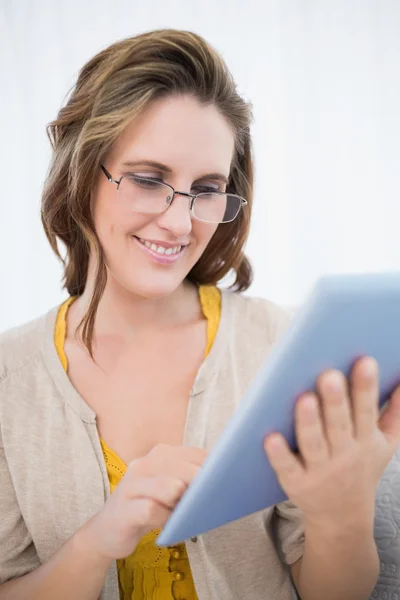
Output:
top-left (100, 165), bottom-right (247, 224)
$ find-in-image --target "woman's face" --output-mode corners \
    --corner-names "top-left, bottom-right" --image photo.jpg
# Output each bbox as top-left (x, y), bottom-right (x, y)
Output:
top-left (92, 94), bottom-right (235, 299)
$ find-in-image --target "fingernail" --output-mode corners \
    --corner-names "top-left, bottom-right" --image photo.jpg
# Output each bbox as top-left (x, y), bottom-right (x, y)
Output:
top-left (325, 372), bottom-right (342, 392)
top-left (363, 357), bottom-right (377, 378)
top-left (265, 434), bottom-right (284, 452)
top-left (301, 394), bottom-right (318, 410)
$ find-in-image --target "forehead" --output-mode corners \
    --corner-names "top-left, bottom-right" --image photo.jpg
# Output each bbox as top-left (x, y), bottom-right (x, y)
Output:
top-left (110, 95), bottom-right (236, 176)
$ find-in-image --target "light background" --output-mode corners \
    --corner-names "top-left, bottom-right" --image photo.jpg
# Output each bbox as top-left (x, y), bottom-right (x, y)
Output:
top-left (1, 0), bottom-right (399, 331)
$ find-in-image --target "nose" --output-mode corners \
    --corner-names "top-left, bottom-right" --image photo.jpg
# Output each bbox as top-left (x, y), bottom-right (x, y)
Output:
top-left (156, 193), bottom-right (193, 238)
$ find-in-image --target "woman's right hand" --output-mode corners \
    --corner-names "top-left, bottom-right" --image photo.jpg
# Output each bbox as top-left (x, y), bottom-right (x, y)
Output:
top-left (83, 444), bottom-right (207, 560)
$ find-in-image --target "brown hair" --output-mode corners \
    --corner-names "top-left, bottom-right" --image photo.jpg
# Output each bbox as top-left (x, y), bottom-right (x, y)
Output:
top-left (41, 29), bottom-right (254, 356)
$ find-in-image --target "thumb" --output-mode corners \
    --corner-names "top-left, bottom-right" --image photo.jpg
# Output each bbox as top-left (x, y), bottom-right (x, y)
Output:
top-left (378, 386), bottom-right (400, 449)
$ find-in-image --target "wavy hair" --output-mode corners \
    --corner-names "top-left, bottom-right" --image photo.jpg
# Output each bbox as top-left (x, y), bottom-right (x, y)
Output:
top-left (41, 29), bottom-right (254, 355)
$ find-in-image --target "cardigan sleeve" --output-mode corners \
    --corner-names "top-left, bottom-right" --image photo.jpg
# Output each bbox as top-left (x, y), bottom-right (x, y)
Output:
top-left (271, 500), bottom-right (305, 565)
top-left (266, 304), bottom-right (305, 565)
top-left (0, 433), bottom-right (41, 584)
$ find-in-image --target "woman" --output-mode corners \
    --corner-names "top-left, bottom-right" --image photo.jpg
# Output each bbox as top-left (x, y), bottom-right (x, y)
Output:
top-left (0, 29), bottom-right (399, 600)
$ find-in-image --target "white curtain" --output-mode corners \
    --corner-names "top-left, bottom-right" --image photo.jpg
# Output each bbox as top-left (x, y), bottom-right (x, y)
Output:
top-left (1, 0), bottom-right (399, 331)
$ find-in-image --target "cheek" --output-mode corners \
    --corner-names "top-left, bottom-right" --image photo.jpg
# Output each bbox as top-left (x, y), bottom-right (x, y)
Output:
top-left (92, 190), bottom-right (116, 238)
top-left (93, 207), bottom-right (118, 248)
top-left (193, 222), bottom-right (219, 248)
top-left (93, 199), bottom-right (147, 246)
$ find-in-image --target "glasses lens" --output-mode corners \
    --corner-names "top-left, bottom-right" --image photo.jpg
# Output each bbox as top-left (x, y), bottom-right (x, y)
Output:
top-left (118, 176), bottom-right (172, 213)
top-left (193, 193), bottom-right (243, 223)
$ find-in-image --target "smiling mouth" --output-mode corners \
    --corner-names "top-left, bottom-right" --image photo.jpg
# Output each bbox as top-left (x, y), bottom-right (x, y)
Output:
top-left (132, 236), bottom-right (187, 263)
top-left (135, 237), bottom-right (183, 255)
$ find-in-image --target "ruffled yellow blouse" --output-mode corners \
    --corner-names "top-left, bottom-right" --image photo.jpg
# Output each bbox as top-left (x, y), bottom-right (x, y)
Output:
top-left (54, 285), bottom-right (221, 600)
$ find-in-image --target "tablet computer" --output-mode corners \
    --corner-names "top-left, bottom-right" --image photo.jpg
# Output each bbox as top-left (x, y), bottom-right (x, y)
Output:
top-left (157, 272), bottom-right (400, 546)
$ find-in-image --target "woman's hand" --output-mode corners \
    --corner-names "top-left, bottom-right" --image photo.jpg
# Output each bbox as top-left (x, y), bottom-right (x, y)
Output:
top-left (264, 356), bottom-right (400, 531)
top-left (84, 444), bottom-right (207, 560)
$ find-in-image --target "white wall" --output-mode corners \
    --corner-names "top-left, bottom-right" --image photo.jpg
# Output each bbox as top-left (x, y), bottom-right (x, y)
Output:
top-left (1, 0), bottom-right (399, 331)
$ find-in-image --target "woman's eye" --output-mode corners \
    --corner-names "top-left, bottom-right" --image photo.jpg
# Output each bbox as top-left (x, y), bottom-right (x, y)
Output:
top-left (192, 185), bottom-right (220, 194)
top-left (130, 176), bottom-right (164, 189)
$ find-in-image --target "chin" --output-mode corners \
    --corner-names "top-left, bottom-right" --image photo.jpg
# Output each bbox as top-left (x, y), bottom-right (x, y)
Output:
top-left (106, 253), bottom-right (200, 299)
top-left (119, 273), bottom-right (188, 300)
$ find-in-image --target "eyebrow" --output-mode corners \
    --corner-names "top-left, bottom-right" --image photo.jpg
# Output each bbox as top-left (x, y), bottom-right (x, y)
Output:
top-left (121, 160), bottom-right (229, 184)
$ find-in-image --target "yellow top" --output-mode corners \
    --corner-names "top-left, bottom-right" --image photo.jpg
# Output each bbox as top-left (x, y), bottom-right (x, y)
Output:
top-left (54, 285), bottom-right (221, 600)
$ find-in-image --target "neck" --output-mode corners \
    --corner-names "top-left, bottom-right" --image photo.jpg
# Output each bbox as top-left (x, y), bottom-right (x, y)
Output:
top-left (69, 266), bottom-right (202, 340)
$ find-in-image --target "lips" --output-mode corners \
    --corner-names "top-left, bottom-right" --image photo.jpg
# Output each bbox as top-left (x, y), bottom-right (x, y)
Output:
top-left (136, 237), bottom-right (183, 256)
top-left (132, 236), bottom-right (188, 264)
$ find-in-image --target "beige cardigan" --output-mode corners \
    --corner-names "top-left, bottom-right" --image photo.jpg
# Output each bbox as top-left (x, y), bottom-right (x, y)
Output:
top-left (0, 291), bottom-right (305, 600)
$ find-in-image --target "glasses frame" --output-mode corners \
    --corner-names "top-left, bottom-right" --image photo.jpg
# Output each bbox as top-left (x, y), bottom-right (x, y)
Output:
top-left (100, 165), bottom-right (248, 224)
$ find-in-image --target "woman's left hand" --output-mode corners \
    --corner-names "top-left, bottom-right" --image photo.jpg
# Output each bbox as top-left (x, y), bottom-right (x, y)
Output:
top-left (264, 356), bottom-right (400, 530)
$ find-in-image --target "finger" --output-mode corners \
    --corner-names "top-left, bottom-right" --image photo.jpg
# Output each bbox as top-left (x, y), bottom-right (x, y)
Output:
top-left (130, 497), bottom-right (173, 532)
top-left (129, 458), bottom-right (202, 487)
top-left (127, 476), bottom-right (188, 509)
top-left (378, 385), bottom-right (400, 449)
top-left (174, 446), bottom-right (208, 466)
top-left (264, 433), bottom-right (304, 489)
top-left (171, 461), bottom-right (202, 487)
top-left (317, 369), bottom-right (354, 452)
top-left (148, 444), bottom-right (208, 467)
top-left (295, 393), bottom-right (330, 467)
top-left (350, 357), bottom-right (379, 440)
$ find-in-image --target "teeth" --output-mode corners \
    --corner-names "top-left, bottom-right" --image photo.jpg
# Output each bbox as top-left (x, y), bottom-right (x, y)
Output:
top-left (138, 238), bottom-right (182, 256)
